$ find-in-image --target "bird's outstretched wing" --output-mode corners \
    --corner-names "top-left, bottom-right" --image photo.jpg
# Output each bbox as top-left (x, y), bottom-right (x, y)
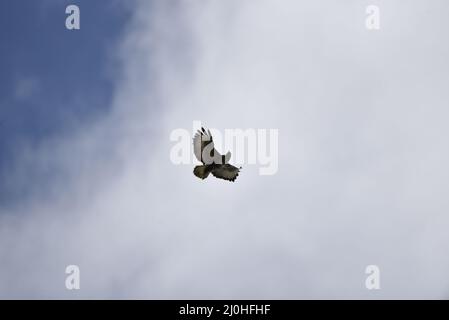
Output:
top-left (193, 127), bottom-right (222, 164)
top-left (212, 164), bottom-right (240, 182)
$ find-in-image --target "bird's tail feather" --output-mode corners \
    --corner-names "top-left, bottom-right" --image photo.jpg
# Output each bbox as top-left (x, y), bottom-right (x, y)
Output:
top-left (193, 165), bottom-right (211, 179)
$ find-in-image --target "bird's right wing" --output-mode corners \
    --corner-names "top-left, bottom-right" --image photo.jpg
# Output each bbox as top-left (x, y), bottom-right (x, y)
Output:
top-left (212, 164), bottom-right (240, 182)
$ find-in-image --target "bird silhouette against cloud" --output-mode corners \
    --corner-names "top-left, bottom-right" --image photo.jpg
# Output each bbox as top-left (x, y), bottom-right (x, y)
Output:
top-left (193, 127), bottom-right (241, 182)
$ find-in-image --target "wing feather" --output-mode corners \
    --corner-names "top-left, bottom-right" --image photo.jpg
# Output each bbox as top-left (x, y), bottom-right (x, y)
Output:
top-left (193, 127), bottom-right (222, 164)
top-left (211, 164), bottom-right (240, 182)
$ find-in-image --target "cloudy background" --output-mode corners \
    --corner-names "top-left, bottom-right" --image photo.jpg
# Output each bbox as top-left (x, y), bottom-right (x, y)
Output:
top-left (1, 0), bottom-right (449, 299)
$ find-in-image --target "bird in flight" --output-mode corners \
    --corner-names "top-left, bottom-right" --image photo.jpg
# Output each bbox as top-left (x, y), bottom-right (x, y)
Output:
top-left (193, 127), bottom-right (241, 182)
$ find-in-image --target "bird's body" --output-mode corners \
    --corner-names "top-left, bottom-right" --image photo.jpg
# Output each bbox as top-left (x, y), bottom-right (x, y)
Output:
top-left (193, 127), bottom-right (241, 182)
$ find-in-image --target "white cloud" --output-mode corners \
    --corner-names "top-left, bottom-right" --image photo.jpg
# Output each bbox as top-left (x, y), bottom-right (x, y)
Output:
top-left (1, 0), bottom-right (449, 299)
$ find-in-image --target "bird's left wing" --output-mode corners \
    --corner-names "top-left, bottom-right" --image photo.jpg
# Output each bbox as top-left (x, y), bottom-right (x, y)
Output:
top-left (193, 127), bottom-right (215, 164)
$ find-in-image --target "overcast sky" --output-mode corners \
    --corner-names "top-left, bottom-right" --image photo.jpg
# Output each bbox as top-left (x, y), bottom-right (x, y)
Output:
top-left (1, 0), bottom-right (449, 299)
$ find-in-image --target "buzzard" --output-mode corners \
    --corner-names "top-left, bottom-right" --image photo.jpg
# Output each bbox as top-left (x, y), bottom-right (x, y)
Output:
top-left (193, 127), bottom-right (241, 182)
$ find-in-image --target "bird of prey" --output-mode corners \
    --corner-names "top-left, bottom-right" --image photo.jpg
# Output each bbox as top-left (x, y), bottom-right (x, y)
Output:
top-left (193, 127), bottom-right (241, 182)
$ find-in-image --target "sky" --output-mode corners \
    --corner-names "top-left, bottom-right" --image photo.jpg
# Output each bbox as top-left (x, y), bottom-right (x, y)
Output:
top-left (1, 0), bottom-right (449, 299)
top-left (0, 0), bottom-right (131, 203)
